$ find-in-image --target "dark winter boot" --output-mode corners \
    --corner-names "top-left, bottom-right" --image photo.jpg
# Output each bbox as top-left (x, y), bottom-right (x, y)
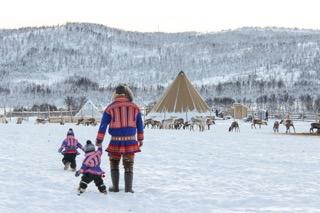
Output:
top-left (123, 158), bottom-right (134, 193)
top-left (109, 158), bottom-right (120, 192)
top-left (109, 169), bottom-right (120, 192)
top-left (124, 171), bottom-right (134, 193)
top-left (98, 184), bottom-right (107, 194)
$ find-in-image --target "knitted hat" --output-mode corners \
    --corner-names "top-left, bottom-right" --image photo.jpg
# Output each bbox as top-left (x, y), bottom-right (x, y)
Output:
top-left (84, 140), bottom-right (95, 153)
top-left (67, 128), bottom-right (74, 136)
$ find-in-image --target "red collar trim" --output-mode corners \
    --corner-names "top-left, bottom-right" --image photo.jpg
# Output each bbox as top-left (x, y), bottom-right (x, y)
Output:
top-left (114, 97), bottom-right (129, 102)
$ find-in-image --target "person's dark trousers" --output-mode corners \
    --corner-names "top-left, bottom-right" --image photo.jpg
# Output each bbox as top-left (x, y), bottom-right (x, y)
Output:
top-left (62, 153), bottom-right (77, 169)
top-left (79, 173), bottom-right (106, 193)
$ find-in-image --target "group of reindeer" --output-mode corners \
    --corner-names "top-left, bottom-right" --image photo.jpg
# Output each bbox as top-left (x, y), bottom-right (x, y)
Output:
top-left (228, 119), bottom-right (295, 133)
top-left (248, 118), bottom-right (296, 133)
top-left (228, 118), bottom-right (269, 132)
top-left (0, 116), bottom-right (28, 124)
top-left (34, 117), bottom-right (98, 126)
top-left (265, 119), bottom-right (319, 134)
top-left (76, 118), bottom-right (98, 126)
top-left (144, 116), bottom-right (215, 131)
top-left (228, 118), bottom-right (320, 134)
top-left (271, 119), bottom-right (295, 133)
top-left (251, 118), bottom-right (296, 133)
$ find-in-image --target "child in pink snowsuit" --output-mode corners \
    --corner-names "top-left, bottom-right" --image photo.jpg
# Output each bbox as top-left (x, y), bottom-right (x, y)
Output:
top-left (58, 128), bottom-right (84, 171)
top-left (75, 140), bottom-right (107, 194)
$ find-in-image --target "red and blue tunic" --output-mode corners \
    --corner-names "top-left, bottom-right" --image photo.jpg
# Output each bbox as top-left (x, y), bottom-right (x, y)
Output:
top-left (96, 96), bottom-right (144, 155)
top-left (79, 146), bottom-right (104, 175)
top-left (58, 136), bottom-right (83, 154)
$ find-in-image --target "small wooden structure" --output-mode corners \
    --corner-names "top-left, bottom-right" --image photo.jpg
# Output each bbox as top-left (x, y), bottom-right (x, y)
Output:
top-left (231, 103), bottom-right (248, 119)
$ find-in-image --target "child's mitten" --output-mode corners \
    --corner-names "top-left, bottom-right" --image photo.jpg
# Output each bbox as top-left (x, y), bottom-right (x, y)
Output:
top-left (75, 171), bottom-right (80, 177)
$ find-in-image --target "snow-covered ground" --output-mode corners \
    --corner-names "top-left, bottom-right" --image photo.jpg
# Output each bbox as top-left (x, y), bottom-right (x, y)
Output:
top-left (0, 119), bottom-right (320, 213)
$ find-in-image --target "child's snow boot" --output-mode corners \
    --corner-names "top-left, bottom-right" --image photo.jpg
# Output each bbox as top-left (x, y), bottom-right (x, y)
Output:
top-left (77, 187), bottom-right (85, 195)
top-left (64, 162), bottom-right (71, 170)
top-left (98, 183), bottom-right (107, 194)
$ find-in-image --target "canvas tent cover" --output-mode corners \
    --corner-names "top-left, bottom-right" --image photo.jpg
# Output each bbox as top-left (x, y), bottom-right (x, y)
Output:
top-left (150, 71), bottom-right (210, 113)
top-left (75, 100), bottom-right (102, 119)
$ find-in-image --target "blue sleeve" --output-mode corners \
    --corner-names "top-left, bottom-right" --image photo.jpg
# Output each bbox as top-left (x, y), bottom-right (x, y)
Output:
top-left (136, 112), bottom-right (144, 141)
top-left (58, 140), bottom-right (66, 152)
top-left (136, 113), bottom-right (144, 132)
top-left (96, 111), bottom-right (111, 143)
top-left (77, 142), bottom-right (83, 149)
top-left (97, 146), bottom-right (103, 155)
top-left (80, 163), bottom-right (88, 173)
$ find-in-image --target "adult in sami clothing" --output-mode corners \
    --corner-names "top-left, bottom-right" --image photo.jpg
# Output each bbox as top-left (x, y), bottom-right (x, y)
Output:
top-left (96, 84), bottom-right (144, 193)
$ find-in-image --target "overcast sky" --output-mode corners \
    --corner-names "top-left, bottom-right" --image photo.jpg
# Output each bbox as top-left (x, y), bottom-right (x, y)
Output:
top-left (0, 0), bottom-right (320, 32)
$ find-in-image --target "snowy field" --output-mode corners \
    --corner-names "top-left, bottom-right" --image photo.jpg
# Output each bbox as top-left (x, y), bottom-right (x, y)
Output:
top-left (0, 119), bottom-right (320, 213)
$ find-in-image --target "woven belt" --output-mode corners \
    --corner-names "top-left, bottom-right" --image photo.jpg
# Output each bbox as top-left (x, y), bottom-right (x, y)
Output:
top-left (111, 136), bottom-right (136, 141)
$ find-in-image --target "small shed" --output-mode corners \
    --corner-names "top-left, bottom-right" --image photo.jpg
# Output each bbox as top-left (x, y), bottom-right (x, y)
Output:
top-left (232, 103), bottom-right (248, 119)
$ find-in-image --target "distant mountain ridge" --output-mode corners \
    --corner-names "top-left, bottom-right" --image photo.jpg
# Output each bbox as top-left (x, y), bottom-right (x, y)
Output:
top-left (0, 23), bottom-right (320, 108)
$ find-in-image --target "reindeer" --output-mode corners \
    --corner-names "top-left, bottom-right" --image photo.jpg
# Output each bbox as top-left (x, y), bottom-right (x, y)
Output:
top-left (144, 119), bottom-right (161, 129)
top-left (76, 118), bottom-right (84, 125)
top-left (0, 116), bottom-right (8, 124)
top-left (273, 121), bottom-right (280, 133)
top-left (251, 119), bottom-right (267, 129)
top-left (191, 116), bottom-right (206, 131)
top-left (173, 118), bottom-right (184, 129)
top-left (144, 118), bottom-right (153, 128)
top-left (151, 120), bottom-right (162, 129)
top-left (229, 121), bottom-right (240, 132)
top-left (183, 121), bottom-right (194, 130)
top-left (16, 117), bottom-right (23, 124)
top-left (84, 118), bottom-right (97, 126)
top-left (280, 119), bottom-right (295, 134)
top-left (59, 118), bottom-right (65, 125)
top-left (161, 118), bottom-right (175, 129)
top-left (310, 122), bottom-right (320, 133)
top-left (35, 118), bottom-right (47, 124)
top-left (206, 116), bottom-right (215, 130)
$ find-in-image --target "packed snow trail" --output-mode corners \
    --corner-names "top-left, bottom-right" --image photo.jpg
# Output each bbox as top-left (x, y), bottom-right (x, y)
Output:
top-left (0, 120), bottom-right (319, 212)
